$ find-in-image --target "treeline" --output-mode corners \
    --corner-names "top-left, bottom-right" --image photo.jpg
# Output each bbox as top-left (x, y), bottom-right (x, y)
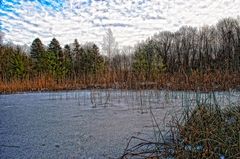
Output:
top-left (0, 38), bottom-right (106, 82)
top-left (131, 17), bottom-right (240, 79)
top-left (0, 17), bottom-right (240, 91)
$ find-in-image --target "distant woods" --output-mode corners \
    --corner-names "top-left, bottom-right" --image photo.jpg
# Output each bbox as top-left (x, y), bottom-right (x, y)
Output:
top-left (132, 17), bottom-right (240, 76)
top-left (0, 38), bottom-right (105, 82)
top-left (0, 17), bottom-right (240, 91)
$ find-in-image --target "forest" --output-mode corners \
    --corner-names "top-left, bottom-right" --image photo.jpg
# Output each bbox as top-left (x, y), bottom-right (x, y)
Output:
top-left (0, 17), bottom-right (240, 92)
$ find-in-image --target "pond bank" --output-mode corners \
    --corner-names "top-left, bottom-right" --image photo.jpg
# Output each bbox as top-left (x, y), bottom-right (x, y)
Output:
top-left (1, 72), bottom-right (240, 94)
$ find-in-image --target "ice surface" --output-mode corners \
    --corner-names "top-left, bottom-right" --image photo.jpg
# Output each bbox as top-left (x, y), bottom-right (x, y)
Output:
top-left (0, 90), bottom-right (239, 159)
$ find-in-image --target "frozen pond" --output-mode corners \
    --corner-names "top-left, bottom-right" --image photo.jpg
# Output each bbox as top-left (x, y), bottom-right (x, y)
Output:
top-left (0, 90), bottom-right (240, 159)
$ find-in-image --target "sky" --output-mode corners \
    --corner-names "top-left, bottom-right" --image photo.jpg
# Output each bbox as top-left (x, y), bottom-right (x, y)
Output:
top-left (0, 0), bottom-right (240, 47)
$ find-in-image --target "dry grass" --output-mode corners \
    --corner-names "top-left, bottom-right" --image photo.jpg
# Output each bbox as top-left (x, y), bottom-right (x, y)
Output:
top-left (0, 71), bottom-right (239, 93)
top-left (174, 104), bottom-right (240, 158)
top-left (121, 103), bottom-right (240, 159)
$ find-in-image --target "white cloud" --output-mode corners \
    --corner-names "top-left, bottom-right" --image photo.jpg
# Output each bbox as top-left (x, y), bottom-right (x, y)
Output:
top-left (0, 0), bottom-right (240, 48)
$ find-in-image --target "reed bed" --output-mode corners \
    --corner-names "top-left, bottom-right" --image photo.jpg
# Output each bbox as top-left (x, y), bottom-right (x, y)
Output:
top-left (0, 71), bottom-right (240, 93)
top-left (121, 96), bottom-right (240, 159)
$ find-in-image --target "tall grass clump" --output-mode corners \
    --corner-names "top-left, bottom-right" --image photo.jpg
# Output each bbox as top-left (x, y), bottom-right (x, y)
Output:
top-left (121, 103), bottom-right (240, 158)
top-left (174, 104), bottom-right (240, 158)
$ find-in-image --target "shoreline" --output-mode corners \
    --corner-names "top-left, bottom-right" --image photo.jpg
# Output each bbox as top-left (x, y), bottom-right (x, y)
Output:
top-left (1, 84), bottom-right (239, 95)
top-left (1, 72), bottom-right (240, 94)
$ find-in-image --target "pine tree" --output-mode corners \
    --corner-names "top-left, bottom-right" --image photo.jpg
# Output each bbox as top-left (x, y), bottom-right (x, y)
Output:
top-left (63, 44), bottom-right (73, 76)
top-left (9, 47), bottom-right (31, 79)
top-left (80, 43), bottom-right (105, 75)
top-left (92, 44), bottom-right (104, 74)
top-left (72, 39), bottom-right (84, 76)
top-left (47, 38), bottom-right (63, 78)
top-left (48, 38), bottom-right (63, 60)
top-left (30, 38), bottom-right (45, 73)
top-left (30, 38), bottom-right (45, 60)
top-left (72, 39), bottom-right (80, 58)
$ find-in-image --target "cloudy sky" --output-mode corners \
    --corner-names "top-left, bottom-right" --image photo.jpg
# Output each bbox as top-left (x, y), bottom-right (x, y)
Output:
top-left (0, 0), bottom-right (240, 47)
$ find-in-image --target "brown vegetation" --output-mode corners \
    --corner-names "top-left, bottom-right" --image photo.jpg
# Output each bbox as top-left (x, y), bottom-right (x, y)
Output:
top-left (121, 103), bottom-right (240, 158)
top-left (0, 71), bottom-right (239, 93)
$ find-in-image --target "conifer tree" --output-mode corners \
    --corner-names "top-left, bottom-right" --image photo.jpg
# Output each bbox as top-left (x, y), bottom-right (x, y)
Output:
top-left (30, 38), bottom-right (45, 73)
top-left (47, 38), bottom-right (64, 78)
top-left (63, 44), bottom-right (73, 76)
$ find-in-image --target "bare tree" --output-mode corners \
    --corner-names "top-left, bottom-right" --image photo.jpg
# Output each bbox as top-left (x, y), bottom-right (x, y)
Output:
top-left (153, 31), bottom-right (173, 71)
top-left (121, 46), bottom-right (134, 70)
top-left (102, 28), bottom-right (118, 59)
top-left (0, 31), bottom-right (4, 45)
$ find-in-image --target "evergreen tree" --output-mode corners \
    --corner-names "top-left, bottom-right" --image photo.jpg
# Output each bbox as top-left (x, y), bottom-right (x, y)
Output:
top-left (48, 38), bottom-right (63, 60)
top-left (72, 39), bottom-right (80, 58)
top-left (132, 42), bottom-right (165, 81)
top-left (43, 51), bottom-right (58, 76)
top-left (80, 43), bottom-right (105, 75)
top-left (47, 38), bottom-right (64, 78)
top-left (92, 44), bottom-right (105, 74)
top-left (63, 44), bottom-right (73, 76)
top-left (30, 38), bottom-right (45, 73)
top-left (72, 39), bottom-right (84, 76)
top-left (9, 47), bottom-right (31, 79)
